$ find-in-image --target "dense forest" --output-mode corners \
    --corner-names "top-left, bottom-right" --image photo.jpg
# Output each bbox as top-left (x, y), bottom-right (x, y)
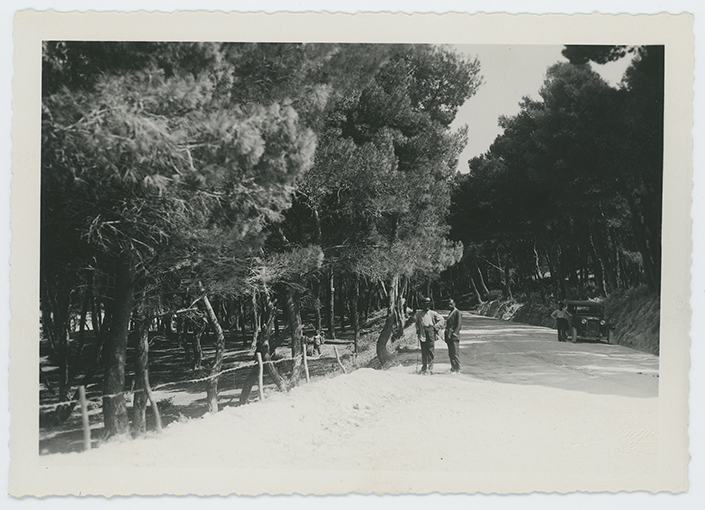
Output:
top-left (40, 42), bottom-right (481, 437)
top-left (39, 42), bottom-right (663, 442)
top-left (444, 45), bottom-right (663, 307)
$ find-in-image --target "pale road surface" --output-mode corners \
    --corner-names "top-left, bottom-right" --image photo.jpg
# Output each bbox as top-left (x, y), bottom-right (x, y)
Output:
top-left (39, 311), bottom-right (663, 495)
top-left (433, 312), bottom-right (659, 398)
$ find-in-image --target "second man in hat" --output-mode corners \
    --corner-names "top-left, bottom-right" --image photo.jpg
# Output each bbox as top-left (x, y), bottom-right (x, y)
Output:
top-left (415, 297), bottom-right (444, 374)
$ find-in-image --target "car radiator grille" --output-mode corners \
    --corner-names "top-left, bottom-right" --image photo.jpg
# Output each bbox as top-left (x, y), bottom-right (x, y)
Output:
top-left (586, 320), bottom-right (600, 335)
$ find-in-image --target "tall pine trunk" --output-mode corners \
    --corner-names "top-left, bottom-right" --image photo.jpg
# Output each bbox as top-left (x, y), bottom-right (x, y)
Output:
top-left (533, 244), bottom-right (546, 303)
top-left (42, 283), bottom-right (72, 403)
top-left (588, 229), bottom-right (608, 296)
top-left (57, 312), bottom-right (110, 424)
top-left (497, 248), bottom-right (513, 300)
top-left (40, 287), bottom-right (56, 351)
top-left (311, 207), bottom-right (324, 335)
top-left (362, 278), bottom-right (372, 323)
top-left (312, 277), bottom-right (322, 334)
top-left (91, 294), bottom-right (103, 336)
top-left (102, 258), bottom-right (134, 438)
top-left (131, 318), bottom-right (150, 436)
top-left (238, 299), bottom-right (246, 345)
top-left (338, 279), bottom-right (347, 332)
top-left (282, 286), bottom-right (304, 387)
top-left (627, 196), bottom-right (661, 292)
top-left (55, 300), bottom-right (71, 404)
top-left (75, 285), bottom-right (90, 367)
top-left (351, 274), bottom-right (360, 353)
top-left (547, 247), bottom-right (566, 301)
top-left (376, 275), bottom-right (401, 365)
top-left (250, 291), bottom-right (260, 350)
top-left (326, 268), bottom-right (336, 339)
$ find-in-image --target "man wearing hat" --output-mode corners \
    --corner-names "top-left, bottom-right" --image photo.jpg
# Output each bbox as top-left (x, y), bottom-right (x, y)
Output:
top-left (415, 297), bottom-right (444, 374)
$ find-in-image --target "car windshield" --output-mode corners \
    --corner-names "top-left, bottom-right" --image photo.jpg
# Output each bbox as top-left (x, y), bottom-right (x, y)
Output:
top-left (572, 305), bottom-right (602, 316)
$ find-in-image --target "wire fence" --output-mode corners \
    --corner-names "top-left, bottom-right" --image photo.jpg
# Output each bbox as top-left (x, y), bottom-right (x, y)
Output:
top-left (38, 355), bottom-right (304, 412)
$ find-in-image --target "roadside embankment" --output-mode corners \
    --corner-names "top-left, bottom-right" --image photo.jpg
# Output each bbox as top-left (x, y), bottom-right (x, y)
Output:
top-left (473, 286), bottom-right (660, 355)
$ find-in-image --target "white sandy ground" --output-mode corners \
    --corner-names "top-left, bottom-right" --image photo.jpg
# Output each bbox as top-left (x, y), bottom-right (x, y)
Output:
top-left (43, 365), bottom-right (658, 489)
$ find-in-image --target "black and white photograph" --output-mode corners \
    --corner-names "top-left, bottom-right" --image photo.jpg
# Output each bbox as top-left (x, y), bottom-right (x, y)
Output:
top-left (7, 9), bottom-right (694, 499)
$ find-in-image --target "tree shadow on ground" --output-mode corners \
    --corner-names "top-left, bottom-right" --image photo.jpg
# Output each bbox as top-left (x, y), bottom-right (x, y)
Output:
top-left (39, 320), bottom-right (382, 455)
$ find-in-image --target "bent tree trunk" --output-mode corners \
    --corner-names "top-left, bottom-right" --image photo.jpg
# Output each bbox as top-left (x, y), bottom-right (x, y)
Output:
top-left (469, 270), bottom-right (483, 304)
top-left (239, 315), bottom-right (289, 404)
top-left (476, 265), bottom-right (490, 298)
top-left (199, 283), bottom-right (227, 414)
top-left (102, 258), bottom-right (135, 438)
top-left (376, 274), bottom-right (403, 366)
top-left (375, 312), bottom-right (396, 367)
top-left (131, 316), bottom-right (162, 435)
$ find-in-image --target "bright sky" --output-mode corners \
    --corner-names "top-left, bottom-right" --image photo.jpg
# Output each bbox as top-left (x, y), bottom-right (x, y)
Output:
top-left (450, 45), bottom-right (634, 172)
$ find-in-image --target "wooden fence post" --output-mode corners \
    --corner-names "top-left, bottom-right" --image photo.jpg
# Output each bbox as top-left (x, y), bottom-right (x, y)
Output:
top-left (333, 345), bottom-right (347, 374)
top-left (256, 352), bottom-right (264, 401)
top-left (79, 385), bottom-right (91, 452)
top-left (302, 346), bottom-right (310, 383)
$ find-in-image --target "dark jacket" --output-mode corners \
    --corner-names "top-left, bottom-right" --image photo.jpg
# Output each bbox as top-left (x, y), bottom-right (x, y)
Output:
top-left (445, 308), bottom-right (462, 342)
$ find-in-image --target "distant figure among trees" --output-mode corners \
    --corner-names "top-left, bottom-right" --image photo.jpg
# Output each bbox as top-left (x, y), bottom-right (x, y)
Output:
top-left (306, 331), bottom-right (324, 357)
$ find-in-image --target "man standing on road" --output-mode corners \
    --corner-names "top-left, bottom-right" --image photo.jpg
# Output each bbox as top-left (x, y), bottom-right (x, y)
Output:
top-left (445, 299), bottom-right (462, 373)
top-left (551, 301), bottom-right (572, 342)
top-left (415, 297), bottom-right (444, 374)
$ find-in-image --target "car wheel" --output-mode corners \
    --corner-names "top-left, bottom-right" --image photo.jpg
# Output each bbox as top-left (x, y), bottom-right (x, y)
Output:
top-left (571, 327), bottom-right (577, 343)
top-left (608, 329), bottom-right (614, 344)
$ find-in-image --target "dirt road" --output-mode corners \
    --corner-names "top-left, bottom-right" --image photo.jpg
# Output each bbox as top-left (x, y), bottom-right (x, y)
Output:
top-left (428, 312), bottom-right (658, 398)
top-left (39, 311), bottom-right (662, 494)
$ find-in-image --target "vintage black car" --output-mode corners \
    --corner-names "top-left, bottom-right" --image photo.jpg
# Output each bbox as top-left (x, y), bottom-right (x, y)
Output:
top-left (566, 300), bottom-right (615, 344)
